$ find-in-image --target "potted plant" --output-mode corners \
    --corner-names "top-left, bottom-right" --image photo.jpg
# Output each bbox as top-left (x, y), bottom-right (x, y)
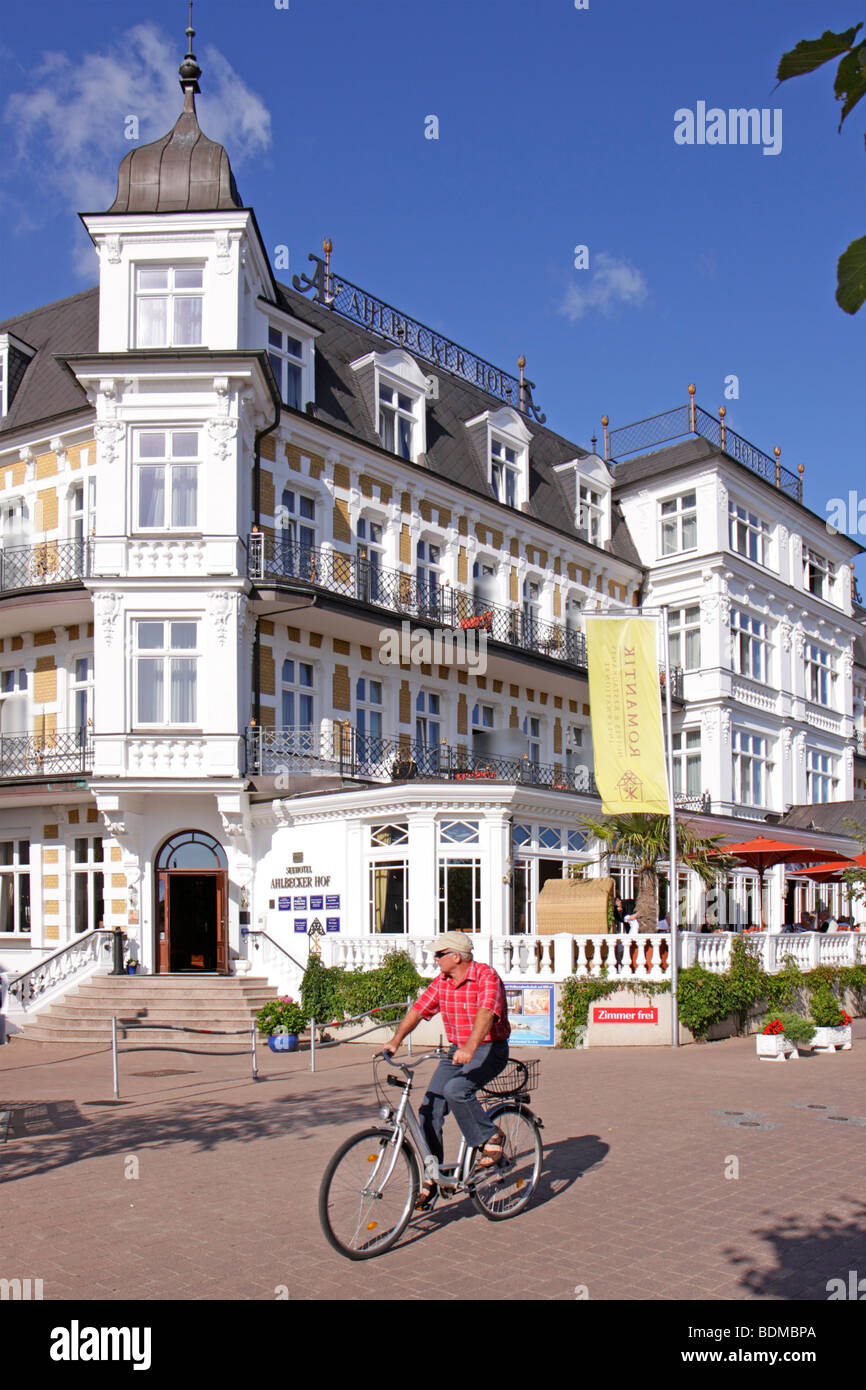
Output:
top-left (809, 985), bottom-right (853, 1052)
top-left (126, 953), bottom-right (139, 976)
top-left (256, 997), bottom-right (307, 1052)
top-left (757, 1013), bottom-right (815, 1060)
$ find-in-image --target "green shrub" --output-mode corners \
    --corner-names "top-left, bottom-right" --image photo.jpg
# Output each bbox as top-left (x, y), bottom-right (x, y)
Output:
top-left (725, 935), bottom-right (767, 1027)
top-left (762, 1012), bottom-right (816, 1045)
top-left (676, 966), bottom-right (733, 1040)
top-left (300, 954), bottom-right (344, 1024)
top-left (256, 998), bottom-right (307, 1035)
top-left (809, 982), bottom-right (845, 1028)
top-left (763, 953), bottom-right (805, 1010)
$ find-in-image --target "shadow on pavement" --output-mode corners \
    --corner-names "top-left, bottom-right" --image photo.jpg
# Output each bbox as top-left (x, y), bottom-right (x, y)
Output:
top-left (393, 1134), bottom-right (610, 1251)
top-left (724, 1200), bottom-right (866, 1299)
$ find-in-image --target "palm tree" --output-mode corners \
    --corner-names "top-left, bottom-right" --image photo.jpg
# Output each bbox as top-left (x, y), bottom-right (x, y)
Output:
top-left (579, 813), bottom-right (734, 931)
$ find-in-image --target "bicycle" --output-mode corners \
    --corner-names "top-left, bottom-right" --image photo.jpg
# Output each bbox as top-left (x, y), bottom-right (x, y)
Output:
top-left (318, 1048), bottom-right (544, 1260)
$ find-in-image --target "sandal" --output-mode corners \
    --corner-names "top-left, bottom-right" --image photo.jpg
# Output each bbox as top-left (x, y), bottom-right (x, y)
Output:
top-left (474, 1127), bottom-right (506, 1170)
top-left (414, 1181), bottom-right (438, 1211)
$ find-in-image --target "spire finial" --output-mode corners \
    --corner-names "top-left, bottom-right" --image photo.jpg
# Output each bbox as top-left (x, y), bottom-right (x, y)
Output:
top-left (179, 0), bottom-right (202, 102)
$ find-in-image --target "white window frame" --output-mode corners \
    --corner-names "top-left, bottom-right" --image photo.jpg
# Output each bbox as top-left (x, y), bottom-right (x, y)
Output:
top-left (806, 642), bottom-right (834, 707)
top-left (732, 729), bottom-right (771, 807)
top-left (668, 606), bottom-right (701, 671)
top-left (729, 501), bottom-right (770, 566)
top-left (804, 546), bottom-right (835, 602)
top-left (672, 728), bottom-right (702, 798)
top-left (69, 653), bottom-right (93, 746)
top-left (133, 428), bottom-right (201, 533)
top-left (806, 749), bottom-right (836, 804)
top-left (659, 492), bottom-right (697, 556)
top-left (0, 666), bottom-right (28, 735)
top-left (72, 834), bottom-right (105, 935)
top-left (349, 349), bottom-right (428, 462)
top-left (577, 482), bottom-right (603, 544)
top-left (0, 839), bottom-right (30, 935)
top-left (265, 311), bottom-right (317, 411)
top-left (731, 609), bottom-right (771, 684)
top-left (467, 408), bottom-right (532, 512)
top-left (133, 619), bottom-right (200, 729)
top-left (134, 263), bottom-right (204, 348)
top-left (280, 658), bottom-right (315, 747)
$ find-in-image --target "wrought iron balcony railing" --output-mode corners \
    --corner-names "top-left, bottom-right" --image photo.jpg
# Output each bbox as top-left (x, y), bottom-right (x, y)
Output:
top-left (0, 728), bottom-right (93, 778)
top-left (248, 534), bottom-right (684, 698)
top-left (0, 538), bottom-right (91, 594)
top-left (674, 791), bottom-right (712, 813)
top-left (604, 394), bottom-right (803, 503)
top-left (247, 724), bottom-right (598, 795)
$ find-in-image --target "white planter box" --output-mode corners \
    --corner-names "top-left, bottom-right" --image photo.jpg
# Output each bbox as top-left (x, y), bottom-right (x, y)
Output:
top-left (810, 1025), bottom-right (853, 1053)
top-left (756, 1034), bottom-right (799, 1061)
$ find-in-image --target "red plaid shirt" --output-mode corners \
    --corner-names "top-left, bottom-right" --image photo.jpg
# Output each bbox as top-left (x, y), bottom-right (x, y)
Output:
top-left (414, 961), bottom-right (510, 1046)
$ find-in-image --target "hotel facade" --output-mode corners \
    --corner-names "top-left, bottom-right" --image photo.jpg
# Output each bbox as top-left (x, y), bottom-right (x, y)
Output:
top-left (1, 36), bottom-right (864, 1018)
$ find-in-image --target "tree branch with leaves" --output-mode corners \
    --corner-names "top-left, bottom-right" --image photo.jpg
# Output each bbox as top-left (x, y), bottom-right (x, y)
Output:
top-left (777, 24), bottom-right (866, 312)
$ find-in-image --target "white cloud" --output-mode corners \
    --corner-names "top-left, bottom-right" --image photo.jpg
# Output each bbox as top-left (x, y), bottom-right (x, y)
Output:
top-left (558, 252), bottom-right (649, 322)
top-left (3, 25), bottom-right (271, 272)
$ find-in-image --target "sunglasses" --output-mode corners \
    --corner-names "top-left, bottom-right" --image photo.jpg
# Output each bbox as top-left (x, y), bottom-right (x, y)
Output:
top-left (434, 950), bottom-right (457, 960)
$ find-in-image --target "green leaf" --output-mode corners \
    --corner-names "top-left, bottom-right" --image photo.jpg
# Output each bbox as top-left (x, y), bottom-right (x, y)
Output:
top-left (834, 44), bottom-right (866, 127)
top-left (836, 235), bottom-right (866, 314)
top-left (776, 25), bottom-right (863, 83)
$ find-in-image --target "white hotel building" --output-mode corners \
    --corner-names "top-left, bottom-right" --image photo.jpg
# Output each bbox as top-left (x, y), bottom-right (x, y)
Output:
top-left (1, 37), bottom-right (864, 1021)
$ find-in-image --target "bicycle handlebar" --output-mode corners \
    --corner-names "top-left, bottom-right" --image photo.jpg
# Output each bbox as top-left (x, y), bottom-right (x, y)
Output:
top-left (373, 1047), bottom-right (449, 1071)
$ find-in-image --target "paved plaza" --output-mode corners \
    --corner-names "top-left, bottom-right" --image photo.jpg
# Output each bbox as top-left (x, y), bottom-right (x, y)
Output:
top-left (1, 1027), bottom-right (865, 1302)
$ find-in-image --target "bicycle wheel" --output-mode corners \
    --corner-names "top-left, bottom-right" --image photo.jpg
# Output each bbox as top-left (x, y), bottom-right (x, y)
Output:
top-left (470, 1104), bottom-right (542, 1221)
top-left (319, 1127), bottom-right (419, 1259)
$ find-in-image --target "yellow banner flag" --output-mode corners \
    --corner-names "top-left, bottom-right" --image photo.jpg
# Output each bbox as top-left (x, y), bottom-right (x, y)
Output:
top-left (585, 616), bottom-right (669, 814)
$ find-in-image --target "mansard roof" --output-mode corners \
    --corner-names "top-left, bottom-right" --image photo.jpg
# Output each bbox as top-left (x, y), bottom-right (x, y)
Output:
top-left (0, 287), bottom-right (98, 435)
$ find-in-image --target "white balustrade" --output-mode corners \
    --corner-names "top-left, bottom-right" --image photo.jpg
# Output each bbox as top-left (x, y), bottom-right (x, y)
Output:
top-left (5, 930), bottom-right (112, 1016)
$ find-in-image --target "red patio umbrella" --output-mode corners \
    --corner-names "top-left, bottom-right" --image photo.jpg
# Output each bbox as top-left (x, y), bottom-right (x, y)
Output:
top-left (715, 836), bottom-right (850, 931)
top-left (787, 852), bottom-right (866, 884)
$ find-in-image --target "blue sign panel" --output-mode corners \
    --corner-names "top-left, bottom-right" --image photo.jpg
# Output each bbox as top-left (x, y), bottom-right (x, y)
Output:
top-left (293, 896), bottom-right (307, 910)
top-left (326, 917), bottom-right (340, 932)
top-left (294, 918), bottom-right (308, 933)
top-left (325, 895), bottom-right (341, 909)
top-left (278, 897), bottom-right (291, 911)
top-left (310, 895), bottom-right (324, 910)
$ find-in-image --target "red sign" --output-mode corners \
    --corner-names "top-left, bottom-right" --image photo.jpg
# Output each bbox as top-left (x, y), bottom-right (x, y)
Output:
top-left (592, 1006), bottom-right (658, 1024)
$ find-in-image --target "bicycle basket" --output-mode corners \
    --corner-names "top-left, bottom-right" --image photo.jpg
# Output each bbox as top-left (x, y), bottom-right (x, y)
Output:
top-left (480, 1058), bottom-right (539, 1097)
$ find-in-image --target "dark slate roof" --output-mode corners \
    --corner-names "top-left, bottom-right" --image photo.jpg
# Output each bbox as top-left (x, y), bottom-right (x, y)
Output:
top-left (778, 801), bottom-right (866, 836)
top-left (0, 272), bottom-right (639, 567)
top-left (0, 288), bottom-right (98, 435)
top-left (272, 280), bottom-right (634, 562)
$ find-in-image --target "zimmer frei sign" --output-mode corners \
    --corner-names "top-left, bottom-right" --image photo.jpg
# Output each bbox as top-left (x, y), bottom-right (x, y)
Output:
top-left (585, 616), bottom-right (669, 815)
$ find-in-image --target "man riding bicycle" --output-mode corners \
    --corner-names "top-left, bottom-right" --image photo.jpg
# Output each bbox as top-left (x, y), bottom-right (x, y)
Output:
top-left (383, 930), bottom-right (510, 1210)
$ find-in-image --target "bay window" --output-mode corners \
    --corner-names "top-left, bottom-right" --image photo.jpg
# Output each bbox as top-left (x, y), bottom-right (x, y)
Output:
top-left (135, 430), bottom-right (199, 530)
top-left (135, 265), bottom-right (203, 347)
top-left (135, 621), bottom-right (199, 726)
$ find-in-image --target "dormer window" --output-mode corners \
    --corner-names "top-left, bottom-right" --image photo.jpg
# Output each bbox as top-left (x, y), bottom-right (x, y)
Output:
top-left (135, 265), bottom-right (204, 347)
top-left (349, 349), bottom-right (428, 463)
top-left (578, 484), bottom-right (603, 544)
top-left (268, 327), bottom-right (303, 409)
top-left (491, 439), bottom-right (519, 507)
top-left (804, 546), bottom-right (835, 601)
top-left (379, 384), bottom-right (414, 459)
top-left (0, 333), bottom-right (36, 419)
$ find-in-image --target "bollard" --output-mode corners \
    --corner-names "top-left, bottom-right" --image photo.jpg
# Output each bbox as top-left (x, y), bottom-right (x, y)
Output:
top-left (250, 1019), bottom-right (258, 1081)
top-left (111, 1016), bottom-right (119, 1100)
top-left (309, 1017), bottom-right (316, 1073)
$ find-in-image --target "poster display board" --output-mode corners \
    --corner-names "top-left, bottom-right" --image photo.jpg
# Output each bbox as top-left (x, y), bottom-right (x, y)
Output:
top-left (505, 984), bottom-right (555, 1046)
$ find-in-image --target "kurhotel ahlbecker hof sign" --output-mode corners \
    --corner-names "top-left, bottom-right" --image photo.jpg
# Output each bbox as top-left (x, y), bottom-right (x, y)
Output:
top-left (270, 853), bottom-right (341, 934)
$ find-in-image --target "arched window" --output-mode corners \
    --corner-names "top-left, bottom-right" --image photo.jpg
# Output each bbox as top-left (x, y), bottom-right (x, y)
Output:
top-left (156, 830), bottom-right (227, 870)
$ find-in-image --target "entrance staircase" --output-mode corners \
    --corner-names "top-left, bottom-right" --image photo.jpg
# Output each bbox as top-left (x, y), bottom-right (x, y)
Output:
top-left (13, 975), bottom-right (279, 1052)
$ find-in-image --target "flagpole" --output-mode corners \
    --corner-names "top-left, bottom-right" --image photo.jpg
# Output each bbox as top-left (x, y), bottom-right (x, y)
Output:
top-left (661, 606), bottom-right (679, 1048)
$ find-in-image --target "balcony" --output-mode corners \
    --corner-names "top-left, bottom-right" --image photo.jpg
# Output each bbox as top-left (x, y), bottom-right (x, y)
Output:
top-left (0, 728), bottom-right (93, 779)
top-left (247, 725), bottom-right (599, 795)
top-left (248, 535), bottom-right (683, 697)
top-left (0, 539), bottom-right (91, 595)
top-left (854, 730), bottom-right (866, 758)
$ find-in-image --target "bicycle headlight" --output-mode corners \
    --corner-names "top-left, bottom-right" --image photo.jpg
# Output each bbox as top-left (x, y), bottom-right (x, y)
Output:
top-left (378, 1104), bottom-right (392, 1121)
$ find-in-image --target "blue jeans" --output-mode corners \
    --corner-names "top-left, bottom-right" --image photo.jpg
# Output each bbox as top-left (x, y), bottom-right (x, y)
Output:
top-left (419, 1041), bottom-right (509, 1164)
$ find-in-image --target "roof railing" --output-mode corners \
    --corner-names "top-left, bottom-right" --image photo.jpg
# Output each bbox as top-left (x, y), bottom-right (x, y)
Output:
top-left (601, 386), bottom-right (803, 504)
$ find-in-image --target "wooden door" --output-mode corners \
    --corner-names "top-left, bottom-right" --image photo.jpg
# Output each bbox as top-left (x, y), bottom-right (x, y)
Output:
top-left (216, 873), bottom-right (228, 974)
top-left (157, 871), bottom-right (170, 974)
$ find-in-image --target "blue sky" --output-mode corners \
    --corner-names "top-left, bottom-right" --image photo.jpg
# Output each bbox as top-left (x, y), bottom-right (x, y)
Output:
top-left (1, 0), bottom-right (864, 571)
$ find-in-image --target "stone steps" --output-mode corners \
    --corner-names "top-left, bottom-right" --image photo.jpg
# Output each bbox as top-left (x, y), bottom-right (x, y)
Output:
top-left (13, 973), bottom-right (281, 1049)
